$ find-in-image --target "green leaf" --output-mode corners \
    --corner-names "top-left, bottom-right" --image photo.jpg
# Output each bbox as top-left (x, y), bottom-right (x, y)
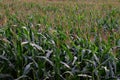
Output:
top-left (36, 56), bottom-right (54, 66)
top-left (60, 61), bottom-right (71, 69)
top-left (30, 43), bottom-right (44, 53)
top-left (23, 63), bottom-right (33, 75)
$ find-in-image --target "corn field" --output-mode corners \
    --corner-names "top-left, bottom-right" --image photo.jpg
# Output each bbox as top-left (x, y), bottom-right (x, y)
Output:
top-left (0, 0), bottom-right (120, 80)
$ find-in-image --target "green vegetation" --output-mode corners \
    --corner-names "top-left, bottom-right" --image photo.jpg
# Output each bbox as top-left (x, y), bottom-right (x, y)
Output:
top-left (0, 0), bottom-right (120, 80)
